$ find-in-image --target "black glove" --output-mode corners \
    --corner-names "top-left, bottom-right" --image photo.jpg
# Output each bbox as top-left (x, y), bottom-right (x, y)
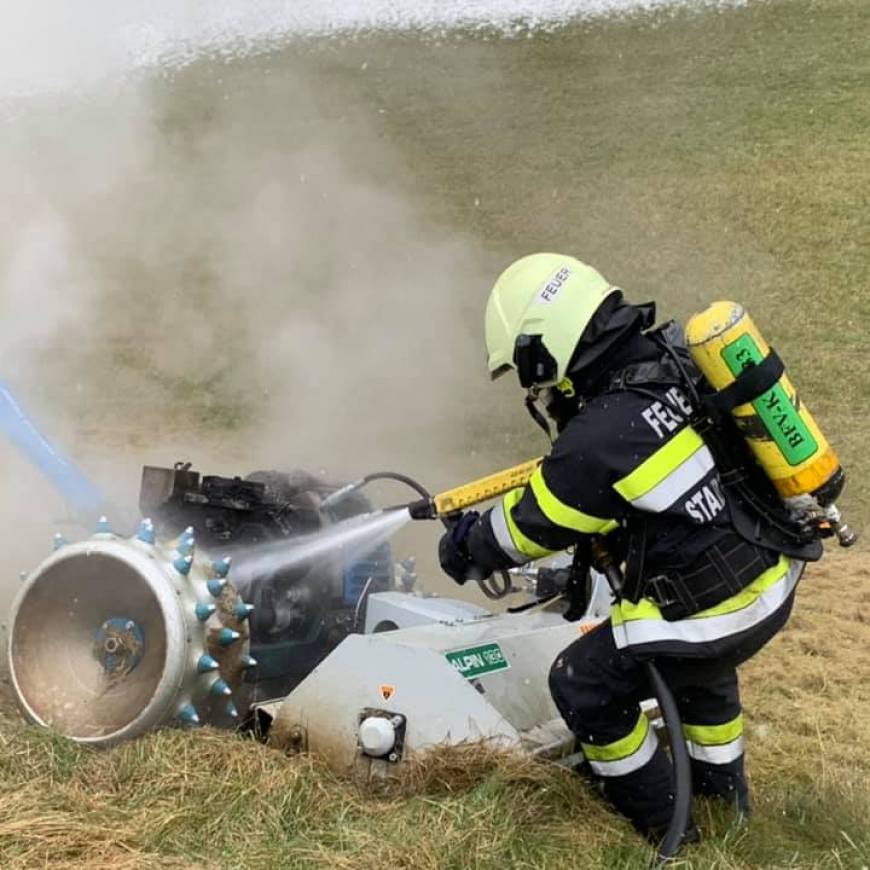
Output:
top-left (438, 511), bottom-right (480, 585)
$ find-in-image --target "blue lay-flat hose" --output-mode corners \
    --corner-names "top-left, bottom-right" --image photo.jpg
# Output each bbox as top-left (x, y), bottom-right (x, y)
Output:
top-left (0, 379), bottom-right (104, 517)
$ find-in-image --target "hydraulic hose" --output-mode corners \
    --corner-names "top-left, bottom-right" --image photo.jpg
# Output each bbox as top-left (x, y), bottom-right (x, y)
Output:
top-left (360, 471), bottom-right (433, 503)
top-left (589, 537), bottom-right (692, 864)
top-left (321, 470), bottom-right (433, 513)
top-left (644, 661), bottom-right (693, 865)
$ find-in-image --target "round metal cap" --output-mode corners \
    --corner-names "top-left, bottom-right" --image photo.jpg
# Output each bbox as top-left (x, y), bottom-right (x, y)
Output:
top-left (359, 716), bottom-right (396, 757)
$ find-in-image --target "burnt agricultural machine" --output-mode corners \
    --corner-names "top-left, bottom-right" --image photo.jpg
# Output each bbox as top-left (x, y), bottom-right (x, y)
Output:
top-left (7, 462), bottom-right (612, 769)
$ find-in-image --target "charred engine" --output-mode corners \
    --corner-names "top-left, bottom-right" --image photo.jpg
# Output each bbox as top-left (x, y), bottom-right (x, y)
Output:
top-left (140, 463), bottom-right (394, 700)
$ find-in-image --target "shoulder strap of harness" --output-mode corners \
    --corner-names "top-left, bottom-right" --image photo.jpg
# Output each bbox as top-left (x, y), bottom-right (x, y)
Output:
top-left (607, 322), bottom-right (821, 579)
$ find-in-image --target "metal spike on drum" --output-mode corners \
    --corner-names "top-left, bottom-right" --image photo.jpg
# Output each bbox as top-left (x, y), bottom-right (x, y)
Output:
top-left (136, 518), bottom-right (156, 545)
top-left (178, 703), bottom-right (201, 725)
top-left (210, 678), bottom-right (232, 697)
top-left (8, 528), bottom-right (251, 747)
top-left (212, 557), bottom-right (232, 578)
top-left (195, 602), bottom-right (217, 622)
top-left (233, 602), bottom-right (254, 621)
top-left (207, 578), bottom-right (227, 597)
top-left (177, 537), bottom-right (195, 557)
top-left (197, 654), bottom-right (220, 673)
top-left (216, 628), bottom-right (241, 647)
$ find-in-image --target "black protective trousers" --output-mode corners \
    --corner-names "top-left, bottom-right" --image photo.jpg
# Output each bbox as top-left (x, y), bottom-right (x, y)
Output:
top-left (548, 592), bottom-right (796, 836)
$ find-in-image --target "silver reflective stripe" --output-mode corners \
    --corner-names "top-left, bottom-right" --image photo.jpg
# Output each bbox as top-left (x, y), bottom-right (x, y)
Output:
top-left (587, 723), bottom-right (659, 777)
top-left (686, 736), bottom-right (745, 765)
top-left (631, 445), bottom-right (716, 512)
top-left (489, 502), bottom-right (528, 566)
top-left (612, 560), bottom-right (802, 649)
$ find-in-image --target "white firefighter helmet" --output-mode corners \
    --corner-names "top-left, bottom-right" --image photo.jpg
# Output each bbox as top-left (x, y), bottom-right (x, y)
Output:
top-left (484, 253), bottom-right (618, 388)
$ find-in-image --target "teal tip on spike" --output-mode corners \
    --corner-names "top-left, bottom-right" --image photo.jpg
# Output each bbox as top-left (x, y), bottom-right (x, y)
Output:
top-left (212, 557), bottom-right (232, 579)
top-left (210, 678), bottom-right (232, 697)
top-left (240, 654), bottom-right (258, 669)
top-left (216, 627), bottom-right (241, 647)
top-left (207, 578), bottom-right (227, 598)
top-left (195, 602), bottom-right (216, 622)
top-left (174, 554), bottom-right (193, 576)
top-left (196, 654), bottom-right (219, 673)
top-left (178, 703), bottom-right (200, 725)
top-left (233, 602), bottom-right (254, 621)
top-left (96, 516), bottom-right (111, 534)
top-left (136, 518), bottom-right (155, 545)
top-left (53, 533), bottom-right (67, 551)
top-left (226, 700), bottom-right (239, 719)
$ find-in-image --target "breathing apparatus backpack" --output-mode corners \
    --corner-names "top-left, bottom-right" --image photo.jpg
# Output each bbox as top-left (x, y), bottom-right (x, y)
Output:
top-left (684, 301), bottom-right (856, 550)
top-left (604, 303), bottom-right (858, 617)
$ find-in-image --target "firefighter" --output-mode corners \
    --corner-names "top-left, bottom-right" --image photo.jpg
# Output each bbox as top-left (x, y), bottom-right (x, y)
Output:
top-left (439, 253), bottom-right (822, 842)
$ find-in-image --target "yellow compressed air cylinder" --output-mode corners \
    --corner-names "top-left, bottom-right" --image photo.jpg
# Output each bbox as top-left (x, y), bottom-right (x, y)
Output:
top-left (685, 301), bottom-right (841, 503)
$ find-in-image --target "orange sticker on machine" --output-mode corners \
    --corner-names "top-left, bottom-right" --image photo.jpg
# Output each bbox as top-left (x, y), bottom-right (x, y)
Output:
top-left (379, 684), bottom-right (396, 702)
top-left (578, 621), bottom-right (603, 635)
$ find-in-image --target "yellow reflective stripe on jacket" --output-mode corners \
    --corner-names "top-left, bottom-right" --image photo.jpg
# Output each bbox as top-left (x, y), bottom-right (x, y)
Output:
top-left (611, 555), bottom-right (790, 627)
top-left (529, 468), bottom-right (619, 536)
top-left (502, 488), bottom-right (556, 560)
top-left (689, 557), bottom-right (788, 618)
top-left (614, 427), bottom-right (704, 501)
top-left (682, 714), bottom-right (743, 747)
top-left (610, 558), bottom-right (802, 650)
top-left (582, 712), bottom-right (649, 762)
top-left (611, 597), bottom-right (659, 627)
top-left (611, 422), bottom-right (717, 513)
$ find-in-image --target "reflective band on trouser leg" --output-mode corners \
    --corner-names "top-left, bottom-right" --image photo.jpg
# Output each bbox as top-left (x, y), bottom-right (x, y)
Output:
top-left (490, 488), bottom-right (555, 563)
top-left (528, 468), bottom-right (619, 535)
top-left (611, 557), bottom-right (800, 649)
top-left (683, 715), bottom-right (745, 765)
top-left (613, 426), bottom-right (715, 512)
top-left (582, 712), bottom-right (659, 777)
top-left (686, 736), bottom-right (745, 765)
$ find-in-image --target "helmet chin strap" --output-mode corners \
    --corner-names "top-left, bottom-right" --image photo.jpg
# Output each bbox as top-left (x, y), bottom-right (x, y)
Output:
top-left (524, 391), bottom-right (554, 443)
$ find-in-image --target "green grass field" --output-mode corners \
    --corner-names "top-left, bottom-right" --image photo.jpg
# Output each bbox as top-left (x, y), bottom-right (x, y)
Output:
top-left (1, 558), bottom-right (869, 869)
top-left (2, 0), bottom-right (869, 866)
top-left (308, 0), bottom-right (868, 513)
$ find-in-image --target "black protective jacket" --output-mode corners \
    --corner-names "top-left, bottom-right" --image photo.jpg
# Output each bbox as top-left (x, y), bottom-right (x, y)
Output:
top-left (465, 326), bottom-right (818, 613)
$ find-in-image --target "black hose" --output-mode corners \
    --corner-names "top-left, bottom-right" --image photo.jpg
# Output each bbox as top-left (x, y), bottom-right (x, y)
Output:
top-left (339, 471), bottom-right (514, 599)
top-left (361, 471), bottom-right (433, 502)
top-left (589, 537), bottom-right (693, 864)
top-left (644, 661), bottom-right (693, 865)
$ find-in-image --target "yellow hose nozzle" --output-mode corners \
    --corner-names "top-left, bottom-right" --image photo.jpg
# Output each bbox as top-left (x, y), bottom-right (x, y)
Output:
top-left (408, 458), bottom-right (543, 520)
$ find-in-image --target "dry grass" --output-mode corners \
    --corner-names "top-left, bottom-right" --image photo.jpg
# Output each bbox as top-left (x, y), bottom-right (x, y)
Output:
top-left (2, 1), bottom-right (868, 867)
top-left (1, 555), bottom-right (868, 869)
